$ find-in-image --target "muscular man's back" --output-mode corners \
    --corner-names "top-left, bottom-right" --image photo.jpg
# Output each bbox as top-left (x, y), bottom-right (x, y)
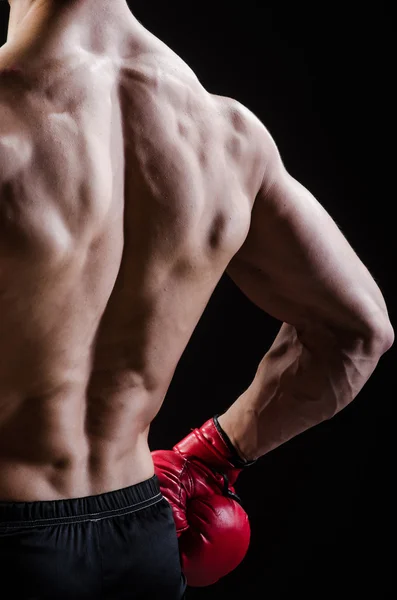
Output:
top-left (0, 10), bottom-right (259, 501)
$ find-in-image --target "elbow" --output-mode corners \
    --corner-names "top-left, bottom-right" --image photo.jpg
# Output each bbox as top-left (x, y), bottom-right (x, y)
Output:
top-left (365, 316), bottom-right (395, 355)
top-left (337, 307), bottom-right (395, 357)
top-left (303, 311), bottom-right (394, 356)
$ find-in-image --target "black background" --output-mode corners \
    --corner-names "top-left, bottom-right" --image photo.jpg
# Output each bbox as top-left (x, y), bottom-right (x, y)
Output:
top-left (0, 2), bottom-right (395, 598)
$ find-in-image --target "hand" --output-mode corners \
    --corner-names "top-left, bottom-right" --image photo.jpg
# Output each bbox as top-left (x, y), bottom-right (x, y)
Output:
top-left (152, 415), bottom-right (256, 587)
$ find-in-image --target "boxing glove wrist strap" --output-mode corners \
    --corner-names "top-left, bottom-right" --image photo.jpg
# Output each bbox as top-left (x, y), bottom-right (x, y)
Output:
top-left (214, 414), bottom-right (257, 469)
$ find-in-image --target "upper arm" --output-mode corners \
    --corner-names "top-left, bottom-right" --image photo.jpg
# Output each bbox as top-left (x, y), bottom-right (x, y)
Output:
top-left (226, 122), bottom-right (391, 339)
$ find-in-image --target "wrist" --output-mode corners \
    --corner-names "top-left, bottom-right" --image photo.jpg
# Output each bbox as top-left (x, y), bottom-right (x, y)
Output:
top-left (217, 411), bottom-right (259, 463)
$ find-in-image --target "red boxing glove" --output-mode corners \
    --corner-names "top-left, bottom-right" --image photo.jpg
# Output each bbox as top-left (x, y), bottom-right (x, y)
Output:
top-left (152, 415), bottom-right (256, 587)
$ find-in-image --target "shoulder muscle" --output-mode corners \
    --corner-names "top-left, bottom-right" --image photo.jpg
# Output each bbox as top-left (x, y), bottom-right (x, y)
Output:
top-left (226, 119), bottom-right (388, 338)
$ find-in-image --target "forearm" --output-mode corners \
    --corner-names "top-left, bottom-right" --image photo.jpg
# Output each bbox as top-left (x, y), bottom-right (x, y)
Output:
top-left (219, 321), bottom-right (388, 461)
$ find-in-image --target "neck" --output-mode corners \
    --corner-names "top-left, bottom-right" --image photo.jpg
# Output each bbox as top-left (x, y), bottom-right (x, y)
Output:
top-left (5, 0), bottom-right (140, 64)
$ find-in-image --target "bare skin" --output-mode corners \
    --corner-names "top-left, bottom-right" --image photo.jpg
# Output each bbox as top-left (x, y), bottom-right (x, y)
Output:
top-left (0, 0), bottom-right (393, 502)
top-left (0, 0), bottom-right (261, 501)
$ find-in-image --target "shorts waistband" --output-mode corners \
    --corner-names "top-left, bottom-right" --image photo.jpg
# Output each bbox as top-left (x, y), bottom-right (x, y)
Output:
top-left (0, 475), bottom-right (163, 528)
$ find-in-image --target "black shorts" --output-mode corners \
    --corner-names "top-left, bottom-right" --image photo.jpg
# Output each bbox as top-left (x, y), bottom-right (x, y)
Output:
top-left (0, 475), bottom-right (187, 599)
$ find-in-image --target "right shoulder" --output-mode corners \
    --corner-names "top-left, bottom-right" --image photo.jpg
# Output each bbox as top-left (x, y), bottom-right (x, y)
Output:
top-left (211, 96), bottom-right (281, 205)
top-left (0, 94), bottom-right (33, 182)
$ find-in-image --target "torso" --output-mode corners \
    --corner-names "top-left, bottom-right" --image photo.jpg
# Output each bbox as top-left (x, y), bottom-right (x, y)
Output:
top-left (0, 24), bottom-right (262, 501)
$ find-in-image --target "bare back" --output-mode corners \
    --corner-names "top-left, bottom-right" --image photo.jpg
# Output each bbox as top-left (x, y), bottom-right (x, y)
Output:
top-left (0, 27), bottom-right (261, 500)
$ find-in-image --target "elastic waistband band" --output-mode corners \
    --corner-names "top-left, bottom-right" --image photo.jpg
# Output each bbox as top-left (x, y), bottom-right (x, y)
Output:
top-left (0, 475), bottom-right (162, 528)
